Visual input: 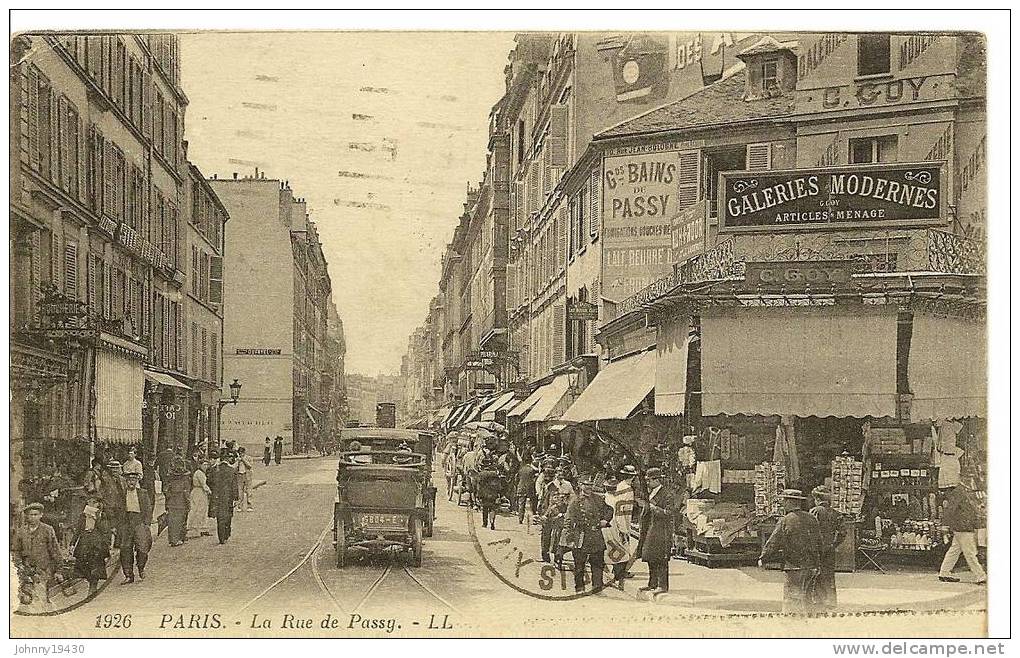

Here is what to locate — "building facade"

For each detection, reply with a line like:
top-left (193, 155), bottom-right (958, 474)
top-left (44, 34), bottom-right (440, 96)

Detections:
top-left (209, 175), bottom-right (337, 455)
top-left (9, 33), bottom-right (222, 526)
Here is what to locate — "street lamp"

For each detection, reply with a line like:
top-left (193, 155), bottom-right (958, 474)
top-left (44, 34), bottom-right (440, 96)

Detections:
top-left (216, 379), bottom-right (242, 451)
top-left (228, 378), bottom-right (242, 404)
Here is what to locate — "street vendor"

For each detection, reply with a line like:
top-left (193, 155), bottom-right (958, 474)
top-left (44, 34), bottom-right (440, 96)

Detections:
top-left (760, 489), bottom-right (822, 613)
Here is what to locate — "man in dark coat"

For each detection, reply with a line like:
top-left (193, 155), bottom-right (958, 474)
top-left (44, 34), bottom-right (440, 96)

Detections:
top-left (211, 451), bottom-right (239, 544)
top-left (516, 458), bottom-right (539, 524)
top-left (118, 472), bottom-right (153, 583)
top-left (164, 455), bottom-right (192, 547)
top-left (273, 437), bottom-right (284, 465)
top-left (760, 489), bottom-right (822, 612)
top-left (938, 484), bottom-right (986, 583)
top-left (810, 484), bottom-right (844, 608)
top-left (562, 476), bottom-right (613, 593)
top-left (475, 457), bottom-right (502, 530)
top-left (73, 495), bottom-right (112, 595)
top-left (637, 467), bottom-right (675, 594)
top-left (538, 465), bottom-right (573, 566)
top-left (12, 502), bottom-right (64, 605)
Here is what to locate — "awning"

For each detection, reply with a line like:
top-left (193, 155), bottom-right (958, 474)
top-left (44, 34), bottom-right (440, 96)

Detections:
top-left (480, 391), bottom-right (517, 421)
top-left (701, 306), bottom-right (899, 418)
top-left (506, 388), bottom-right (543, 419)
top-left (560, 350), bottom-right (656, 423)
top-left (144, 369), bottom-right (191, 390)
top-left (655, 317), bottom-right (692, 416)
top-left (97, 350), bottom-right (144, 445)
top-left (447, 400), bottom-right (478, 429)
top-left (908, 313), bottom-right (986, 420)
top-left (523, 374), bottom-right (572, 424)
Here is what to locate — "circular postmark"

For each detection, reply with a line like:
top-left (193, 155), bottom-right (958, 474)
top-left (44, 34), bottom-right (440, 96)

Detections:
top-left (468, 430), bottom-right (649, 601)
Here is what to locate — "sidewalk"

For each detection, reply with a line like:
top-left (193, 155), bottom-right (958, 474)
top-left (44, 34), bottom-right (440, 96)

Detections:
top-left (479, 509), bottom-right (987, 615)
top-left (17, 480), bottom-right (267, 615)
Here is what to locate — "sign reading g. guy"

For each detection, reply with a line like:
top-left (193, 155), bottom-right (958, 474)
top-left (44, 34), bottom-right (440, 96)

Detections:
top-left (720, 162), bottom-right (944, 232)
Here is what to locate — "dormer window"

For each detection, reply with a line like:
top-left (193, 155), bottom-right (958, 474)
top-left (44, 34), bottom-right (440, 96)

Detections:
top-left (857, 34), bottom-right (891, 77)
top-left (762, 58), bottom-right (780, 92)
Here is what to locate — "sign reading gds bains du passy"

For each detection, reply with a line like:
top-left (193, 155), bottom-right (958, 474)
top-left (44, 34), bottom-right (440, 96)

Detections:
top-left (719, 162), bottom-right (945, 232)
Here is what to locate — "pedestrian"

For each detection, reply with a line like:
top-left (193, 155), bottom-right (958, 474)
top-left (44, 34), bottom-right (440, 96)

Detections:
top-left (444, 444), bottom-right (458, 501)
top-left (606, 464), bottom-right (638, 582)
top-left (99, 459), bottom-right (126, 546)
top-left (236, 447), bottom-right (255, 511)
top-left (139, 448), bottom-right (158, 519)
top-left (187, 460), bottom-right (214, 538)
top-left (938, 483), bottom-right (987, 584)
top-left (165, 456), bottom-right (192, 547)
top-left (156, 447), bottom-right (174, 493)
top-left (212, 451), bottom-right (239, 544)
top-left (72, 495), bottom-right (112, 595)
top-left (538, 464), bottom-right (573, 567)
top-left (263, 437), bottom-right (272, 466)
top-left (118, 472), bottom-right (153, 584)
top-left (83, 449), bottom-right (105, 496)
top-left (637, 467), bottom-right (675, 594)
top-left (476, 457), bottom-right (502, 530)
top-left (12, 502), bottom-right (63, 607)
top-left (760, 489), bottom-right (822, 613)
top-left (122, 446), bottom-right (144, 479)
top-left (562, 476), bottom-right (614, 594)
top-left (206, 449), bottom-right (221, 522)
top-left (810, 484), bottom-right (844, 608)
top-left (273, 436), bottom-right (283, 465)
top-left (516, 457), bottom-right (539, 524)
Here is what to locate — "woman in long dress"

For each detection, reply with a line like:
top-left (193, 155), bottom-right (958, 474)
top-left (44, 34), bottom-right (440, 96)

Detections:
top-left (187, 461), bottom-right (213, 538)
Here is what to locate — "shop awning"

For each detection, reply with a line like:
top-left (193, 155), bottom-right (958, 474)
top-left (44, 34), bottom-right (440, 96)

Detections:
top-left (701, 306), bottom-right (899, 418)
top-left (523, 374), bottom-right (572, 424)
top-left (908, 313), bottom-right (986, 420)
top-left (560, 350), bottom-right (656, 423)
top-left (97, 350), bottom-right (144, 445)
top-left (480, 391), bottom-right (517, 421)
top-left (655, 317), bottom-right (692, 416)
top-left (506, 388), bottom-right (543, 419)
top-left (446, 400), bottom-right (477, 429)
top-left (144, 369), bottom-right (191, 390)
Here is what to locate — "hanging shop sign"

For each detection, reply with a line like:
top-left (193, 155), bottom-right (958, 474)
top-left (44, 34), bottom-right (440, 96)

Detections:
top-left (235, 348), bottom-right (282, 356)
top-left (719, 162), bottom-right (945, 233)
top-left (464, 358), bottom-right (485, 371)
top-left (567, 300), bottom-right (599, 322)
top-left (743, 260), bottom-right (856, 291)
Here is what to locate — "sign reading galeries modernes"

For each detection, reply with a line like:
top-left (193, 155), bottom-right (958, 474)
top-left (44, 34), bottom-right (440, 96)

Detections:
top-left (719, 162), bottom-right (944, 232)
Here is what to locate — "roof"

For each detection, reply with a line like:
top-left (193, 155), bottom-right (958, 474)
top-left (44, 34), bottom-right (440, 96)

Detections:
top-left (596, 70), bottom-right (795, 139)
top-left (737, 36), bottom-right (799, 58)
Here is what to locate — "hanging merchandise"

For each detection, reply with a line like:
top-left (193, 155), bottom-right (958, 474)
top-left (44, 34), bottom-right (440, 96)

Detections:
top-left (830, 454), bottom-right (865, 516)
top-left (934, 419), bottom-right (964, 489)
top-left (692, 459), bottom-right (722, 494)
top-left (772, 423), bottom-right (799, 483)
top-left (753, 461), bottom-right (786, 518)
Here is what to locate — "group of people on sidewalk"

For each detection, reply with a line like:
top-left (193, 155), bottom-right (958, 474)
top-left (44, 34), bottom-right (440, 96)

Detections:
top-left (11, 440), bottom-right (277, 608)
top-left (443, 439), bottom-right (675, 596)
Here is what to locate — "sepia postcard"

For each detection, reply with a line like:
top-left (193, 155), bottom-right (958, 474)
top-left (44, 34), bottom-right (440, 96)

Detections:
top-left (7, 11), bottom-right (1006, 643)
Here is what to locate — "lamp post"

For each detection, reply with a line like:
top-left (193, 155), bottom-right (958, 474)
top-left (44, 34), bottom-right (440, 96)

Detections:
top-left (216, 378), bottom-right (242, 450)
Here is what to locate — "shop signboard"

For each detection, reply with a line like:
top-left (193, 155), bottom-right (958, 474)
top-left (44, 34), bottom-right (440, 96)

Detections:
top-left (719, 162), bottom-right (945, 232)
top-left (602, 149), bottom-right (681, 302)
top-left (567, 300), bottom-right (599, 322)
top-left (743, 260), bottom-right (855, 291)
top-left (671, 199), bottom-right (706, 263)
top-left (235, 348), bottom-right (283, 356)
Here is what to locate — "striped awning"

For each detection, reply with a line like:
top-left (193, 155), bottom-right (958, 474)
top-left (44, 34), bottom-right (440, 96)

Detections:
top-left (522, 375), bottom-right (572, 424)
top-left (480, 391), bottom-right (517, 421)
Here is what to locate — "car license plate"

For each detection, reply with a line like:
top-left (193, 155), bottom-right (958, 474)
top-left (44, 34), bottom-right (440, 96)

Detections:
top-left (358, 513), bottom-right (407, 529)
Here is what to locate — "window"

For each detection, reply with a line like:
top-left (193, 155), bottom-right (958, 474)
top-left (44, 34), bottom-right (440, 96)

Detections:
top-left (201, 327), bottom-right (208, 381)
top-left (704, 148), bottom-right (746, 218)
top-left (762, 58), bottom-right (779, 91)
top-left (857, 34), bottom-right (891, 77)
top-left (516, 119), bottom-right (526, 166)
top-left (849, 135), bottom-right (898, 164)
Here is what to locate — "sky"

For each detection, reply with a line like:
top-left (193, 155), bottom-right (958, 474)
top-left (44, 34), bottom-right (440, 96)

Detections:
top-left (180, 32), bottom-right (516, 376)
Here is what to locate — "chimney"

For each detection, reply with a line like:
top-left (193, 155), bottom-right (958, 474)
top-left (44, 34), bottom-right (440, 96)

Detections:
top-left (255, 166), bottom-right (260, 178)
top-left (233, 172), bottom-right (238, 180)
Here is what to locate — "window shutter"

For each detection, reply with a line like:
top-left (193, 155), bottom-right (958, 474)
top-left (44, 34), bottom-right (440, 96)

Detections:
top-left (527, 163), bottom-right (539, 217)
top-left (557, 205), bottom-right (567, 271)
top-left (210, 332), bottom-right (218, 383)
top-left (506, 262), bottom-right (517, 310)
top-left (102, 261), bottom-right (111, 319)
top-left (103, 140), bottom-right (114, 218)
top-left (28, 66), bottom-right (39, 171)
top-left (49, 231), bottom-right (61, 293)
top-left (548, 105), bottom-right (568, 168)
top-left (191, 245), bottom-right (199, 296)
top-left (162, 297), bottom-right (170, 369)
top-left (200, 326), bottom-right (208, 380)
top-left (111, 268), bottom-right (122, 319)
top-left (677, 149), bottom-right (701, 209)
top-left (746, 142), bottom-right (772, 170)
top-left (191, 322), bottom-right (198, 376)
top-left (30, 233), bottom-right (42, 322)
top-left (63, 241), bottom-right (78, 300)
top-left (56, 96), bottom-right (67, 187)
top-left (18, 66), bottom-right (29, 166)
top-left (209, 255), bottom-right (223, 304)
top-left (142, 71), bottom-right (152, 141)
top-left (77, 115), bottom-right (87, 204)
top-left (49, 92), bottom-right (59, 183)
top-left (200, 251), bottom-right (209, 301)
top-left (86, 255), bottom-right (97, 314)
top-left (589, 167), bottom-right (600, 238)
top-left (552, 304), bottom-right (565, 366)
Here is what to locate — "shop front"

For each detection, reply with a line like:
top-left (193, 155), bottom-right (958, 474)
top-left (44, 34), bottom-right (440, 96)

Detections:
top-left (142, 368), bottom-right (192, 460)
top-left (636, 267), bottom-right (986, 571)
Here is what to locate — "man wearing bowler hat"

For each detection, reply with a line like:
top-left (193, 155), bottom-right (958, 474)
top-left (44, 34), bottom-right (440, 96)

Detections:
top-left (760, 489), bottom-right (822, 612)
top-left (637, 467), bottom-right (675, 594)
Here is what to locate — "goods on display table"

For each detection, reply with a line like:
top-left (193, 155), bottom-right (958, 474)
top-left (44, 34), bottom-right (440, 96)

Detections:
top-left (830, 454), bottom-right (864, 516)
top-left (753, 461), bottom-right (786, 518)
top-left (684, 499), bottom-right (758, 567)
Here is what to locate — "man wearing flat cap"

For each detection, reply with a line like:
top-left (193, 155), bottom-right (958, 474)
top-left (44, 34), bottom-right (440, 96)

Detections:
top-left (12, 502), bottom-right (63, 606)
top-left (563, 475), bottom-right (614, 593)
top-left (760, 489), bottom-right (823, 612)
top-left (810, 484), bottom-right (844, 609)
top-left (119, 471), bottom-right (153, 584)
top-left (637, 467), bottom-right (675, 594)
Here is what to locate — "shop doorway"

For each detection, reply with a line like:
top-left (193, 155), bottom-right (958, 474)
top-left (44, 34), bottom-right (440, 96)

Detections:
top-left (794, 416), bottom-right (866, 491)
